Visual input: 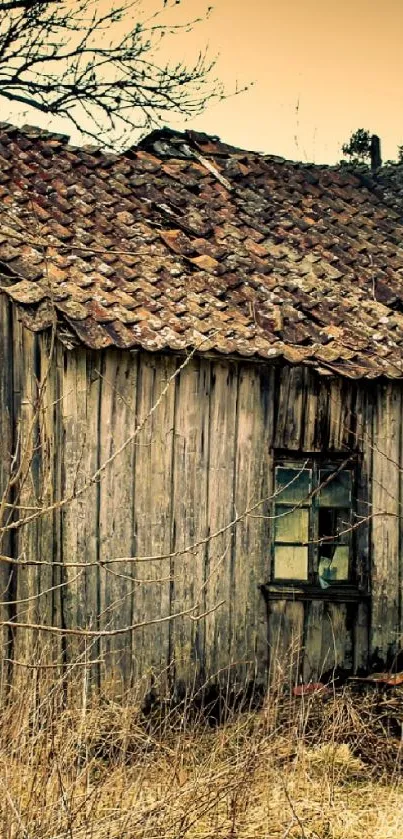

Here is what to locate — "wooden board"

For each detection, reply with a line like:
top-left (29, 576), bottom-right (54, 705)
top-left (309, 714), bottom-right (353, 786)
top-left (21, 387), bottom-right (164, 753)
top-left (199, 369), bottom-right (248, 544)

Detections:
top-left (204, 359), bottom-right (238, 687)
top-left (98, 350), bottom-right (138, 697)
top-left (13, 322), bottom-right (41, 673)
top-left (60, 349), bottom-right (101, 691)
top-left (313, 376), bottom-right (330, 451)
top-left (47, 341), bottom-right (65, 678)
top-left (328, 378), bottom-right (356, 451)
top-left (371, 382), bottom-right (400, 666)
top-left (354, 601), bottom-right (369, 673)
top-left (274, 366), bottom-right (306, 450)
top-left (354, 386), bottom-right (372, 596)
top-left (320, 603), bottom-right (353, 678)
top-left (268, 600), bottom-right (304, 689)
top-left (231, 363), bottom-right (273, 689)
top-left (303, 600), bottom-right (324, 683)
top-left (36, 335), bottom-right (59, 670)
top-left (170, 358), bottom-right (211, 692)
top-left (302, 368), bottom-right (319, 451)
top-left (132, 353), bottom-right (176, 692)
top-left (0, 295), bottom-right (14, 694)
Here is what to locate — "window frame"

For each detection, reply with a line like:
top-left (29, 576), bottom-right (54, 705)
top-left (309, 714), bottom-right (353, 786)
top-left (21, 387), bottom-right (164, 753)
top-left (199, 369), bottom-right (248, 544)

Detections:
top-left (270, 452), bottom-right (358, 588)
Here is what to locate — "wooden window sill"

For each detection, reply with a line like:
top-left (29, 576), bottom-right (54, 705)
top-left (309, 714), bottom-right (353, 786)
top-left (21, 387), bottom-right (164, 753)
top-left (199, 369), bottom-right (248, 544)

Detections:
top-left (260, 582), bottom-right (369, 603)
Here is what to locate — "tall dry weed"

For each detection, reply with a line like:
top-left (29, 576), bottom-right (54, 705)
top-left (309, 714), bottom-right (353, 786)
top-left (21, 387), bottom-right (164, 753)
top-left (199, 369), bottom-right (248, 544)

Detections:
top-left (0, 660), bottom-right (403, 838)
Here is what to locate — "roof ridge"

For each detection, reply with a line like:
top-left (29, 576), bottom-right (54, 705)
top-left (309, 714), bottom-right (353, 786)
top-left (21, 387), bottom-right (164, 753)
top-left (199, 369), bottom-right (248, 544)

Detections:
top-left (0, 121), bottom-right (70, 144)
top-left (2, 120), bottom-right (403, 179)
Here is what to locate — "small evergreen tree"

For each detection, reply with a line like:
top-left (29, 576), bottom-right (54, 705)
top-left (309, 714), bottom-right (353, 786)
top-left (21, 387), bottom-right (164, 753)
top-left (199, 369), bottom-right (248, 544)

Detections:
top-left (341, 128), bottom-right (372, 165)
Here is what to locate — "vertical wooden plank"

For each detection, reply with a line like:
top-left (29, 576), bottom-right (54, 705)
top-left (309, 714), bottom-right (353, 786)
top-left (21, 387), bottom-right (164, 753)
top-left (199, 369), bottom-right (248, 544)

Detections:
top-left (328, 378), bottom-right (344, 450)
top-left (13, 323), bottom-right (41, 671)
top-left (302, 368), bottom-right (318, 450)
top-left (98, 350), bottom-right (137, 697)
top-left (287, 601), bottom-right (304, 683)
top-left (204, 359), bottom-right (238, 686)
top-left (354, 601), bottom-right (369, 674)
top-left (132, 353), bottom-right (176, 691)
top-left (80, 351), bottom-right (102, 688)
top-left (268, 600), bottom-right (304, 688)
top-left (371, 382), bottom-right (400, 667)
top-left (36, 335), bottom-right (58, 668)
top-left (61, 349), bottom-right (101, 689)
top-left (0, 295), bottom-right (14, 693)
top-left (399, 384), bottom-right (403, 669)
top-left (320, 603), bottom-right (337, 678)
top-left (268, 601), bottom-right (286, 686)
top-left (170, 357), bottom-right (210, 692)
top-left (321, 603), bottom-right (353, 678)
top-left (11, 324), bottom-right (59, 685)
top-left (314, 375), bottom-right (330, 450)
top-left (354, 385), bottom-right (372, 595)
top-left (51, 343), bottom-right (66, 677)
top-left (273, 367), bottom-right (289, 450)
top-left (284, 366), bottom-right (305, 449)
top-left (342, 604), bottom-right (355, 674)
top-left (60, 350), bottom-right (82, 673)
top-left (303, 600), bottom-right (324, 682)
top-left (274, 366), bottom-right (305, 450)
top-left (231, 362), bottom-right (273, 689)
top-left (328, 377), bottom-right (357, 452)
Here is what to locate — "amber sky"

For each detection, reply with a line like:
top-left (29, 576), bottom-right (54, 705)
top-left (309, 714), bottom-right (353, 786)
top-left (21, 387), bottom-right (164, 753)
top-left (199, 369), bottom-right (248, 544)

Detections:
top-left (168, 0), bottom-right (403, 163)
top-left (4, 0), bottom-right (403, 163)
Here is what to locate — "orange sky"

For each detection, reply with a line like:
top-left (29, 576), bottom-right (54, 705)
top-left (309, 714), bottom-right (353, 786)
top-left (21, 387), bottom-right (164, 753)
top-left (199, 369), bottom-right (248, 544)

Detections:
top-left (4, 0), bottom-right (403, 163)
top-left (175, 0), bottom-right (403, 163)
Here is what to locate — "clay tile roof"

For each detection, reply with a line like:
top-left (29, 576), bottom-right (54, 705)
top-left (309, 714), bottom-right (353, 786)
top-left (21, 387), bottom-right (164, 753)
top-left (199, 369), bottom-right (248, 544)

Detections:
top-left (2, 122), bottom-right (403, 377)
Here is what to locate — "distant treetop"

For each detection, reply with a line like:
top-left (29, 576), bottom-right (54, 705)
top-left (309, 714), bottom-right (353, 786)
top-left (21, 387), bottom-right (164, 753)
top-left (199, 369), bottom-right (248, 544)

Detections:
top-left (341, 128), bottom-right (403, 167)
top-left (341, 128), bottom-right (372, 165)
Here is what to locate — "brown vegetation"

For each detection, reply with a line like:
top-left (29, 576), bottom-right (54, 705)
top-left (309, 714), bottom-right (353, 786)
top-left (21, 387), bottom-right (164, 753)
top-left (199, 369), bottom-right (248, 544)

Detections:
top-left (1, 664), bottom-right (403, 839)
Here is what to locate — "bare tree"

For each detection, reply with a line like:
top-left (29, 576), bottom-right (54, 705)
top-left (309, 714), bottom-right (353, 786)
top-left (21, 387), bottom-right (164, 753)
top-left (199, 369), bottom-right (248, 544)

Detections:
top-left (0, 0), bottom-right (224, 143)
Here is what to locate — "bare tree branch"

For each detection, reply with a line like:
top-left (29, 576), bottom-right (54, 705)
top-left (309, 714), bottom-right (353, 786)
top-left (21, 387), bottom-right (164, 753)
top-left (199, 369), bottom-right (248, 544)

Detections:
top-left (0, 0), bottom-right (231, 144)
top-left (0, 598), bottom-right (225, 636)
top-left (0, 2), bottom-right (51, 10)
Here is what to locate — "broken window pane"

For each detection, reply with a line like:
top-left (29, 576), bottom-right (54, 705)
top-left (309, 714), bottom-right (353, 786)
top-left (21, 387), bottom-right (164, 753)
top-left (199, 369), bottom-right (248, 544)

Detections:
top-left (318, 508), bottom-right (351, 545)
top-left (318, 545), bottom-right (349, 582)
top-left (272, 458), bottom-right (355, 586)
top-left (275, 506), bottom-right (309, 543)
top-left (274, 545), bottom-right (308, 580)
top-left (319, 470), bottom-right (351, 508)
top-left (318, 507), bottom-right (351, 583)
top-left (275, 467), bottom-right (312, 505)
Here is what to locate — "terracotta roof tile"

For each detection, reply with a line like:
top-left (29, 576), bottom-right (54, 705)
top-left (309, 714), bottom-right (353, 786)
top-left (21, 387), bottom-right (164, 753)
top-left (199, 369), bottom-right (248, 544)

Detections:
top-left (3, 124), bottom-right (403, 377)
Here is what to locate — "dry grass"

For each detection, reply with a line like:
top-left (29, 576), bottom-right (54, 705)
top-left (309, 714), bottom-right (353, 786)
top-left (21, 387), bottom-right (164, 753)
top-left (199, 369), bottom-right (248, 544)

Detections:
top-left (1, 669), bottom-right (403, 838)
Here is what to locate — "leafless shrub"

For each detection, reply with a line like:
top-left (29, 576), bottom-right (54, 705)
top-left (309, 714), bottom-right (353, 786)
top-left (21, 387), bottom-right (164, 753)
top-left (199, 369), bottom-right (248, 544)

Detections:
top-left (0, 660), bottom-right (403, 839)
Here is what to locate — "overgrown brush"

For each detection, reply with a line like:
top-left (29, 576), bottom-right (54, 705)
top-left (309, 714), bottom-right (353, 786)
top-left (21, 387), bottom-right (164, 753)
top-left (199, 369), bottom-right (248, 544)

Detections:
top-left (1, 663), bottom-right (403, 838)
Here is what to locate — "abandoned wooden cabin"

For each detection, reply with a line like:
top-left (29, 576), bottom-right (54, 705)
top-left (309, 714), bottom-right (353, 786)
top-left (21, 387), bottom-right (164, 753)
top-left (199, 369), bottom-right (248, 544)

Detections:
top-left (1, 123), bottom-right (403, 697)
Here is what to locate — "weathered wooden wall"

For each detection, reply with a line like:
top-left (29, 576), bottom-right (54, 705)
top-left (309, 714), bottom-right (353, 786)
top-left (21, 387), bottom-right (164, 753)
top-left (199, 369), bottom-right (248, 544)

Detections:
top-left (0, 294), bottom-right (14, 690)
top-left (1, 312), bottom-right (403, 696)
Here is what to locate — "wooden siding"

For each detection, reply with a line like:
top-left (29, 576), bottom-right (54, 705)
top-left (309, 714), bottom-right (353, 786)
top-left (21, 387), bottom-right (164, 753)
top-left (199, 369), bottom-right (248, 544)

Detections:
top-left (0, 295), bottom-right (14, 690)
top-left (1, 321), bottom-right (403, 695)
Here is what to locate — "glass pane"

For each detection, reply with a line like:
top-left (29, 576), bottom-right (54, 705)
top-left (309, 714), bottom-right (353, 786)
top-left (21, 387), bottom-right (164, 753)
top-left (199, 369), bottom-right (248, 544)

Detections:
top-left (319, 470), bottom-right (352, 507)
top-left (275, 506), bottom-right (309, 543)
top-left (274, 545), bottom-right (308, 580)
top-left (318, 508), bottom-right (351, 545)
top-left (275, 467), bottom-right (312, 504)
top-left (318, 545), bottom-right (349, 582)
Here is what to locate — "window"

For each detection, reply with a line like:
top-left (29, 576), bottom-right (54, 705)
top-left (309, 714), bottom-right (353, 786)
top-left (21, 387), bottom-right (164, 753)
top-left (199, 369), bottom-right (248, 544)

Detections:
top-left (272, 457), bottom-right (355, 588)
